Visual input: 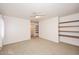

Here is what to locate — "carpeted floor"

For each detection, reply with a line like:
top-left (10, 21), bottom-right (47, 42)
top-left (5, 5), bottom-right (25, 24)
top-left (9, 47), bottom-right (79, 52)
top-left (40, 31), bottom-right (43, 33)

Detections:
top-left (0, 37), bottom-right (79, 55)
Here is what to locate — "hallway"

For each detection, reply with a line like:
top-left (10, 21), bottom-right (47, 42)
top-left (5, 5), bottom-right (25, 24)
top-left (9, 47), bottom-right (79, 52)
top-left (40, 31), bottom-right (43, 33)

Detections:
top-left (0, 38), bottom-right (79, 55)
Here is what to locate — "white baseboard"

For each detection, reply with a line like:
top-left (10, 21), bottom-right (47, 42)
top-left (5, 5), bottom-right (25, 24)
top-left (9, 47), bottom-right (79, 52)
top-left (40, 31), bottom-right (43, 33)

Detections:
top-left (39, 37), bottom-right (59, 43)
top-left (3, 39), bottom-right (31, 46)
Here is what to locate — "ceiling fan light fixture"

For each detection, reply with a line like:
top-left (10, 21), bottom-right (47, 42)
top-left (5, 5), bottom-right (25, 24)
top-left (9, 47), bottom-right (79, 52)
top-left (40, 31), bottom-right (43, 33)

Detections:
top-left (35, 16), bottom-right (41, 18)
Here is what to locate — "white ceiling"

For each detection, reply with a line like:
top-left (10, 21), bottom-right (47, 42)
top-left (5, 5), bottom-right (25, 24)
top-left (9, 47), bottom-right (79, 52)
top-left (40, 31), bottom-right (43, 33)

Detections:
top-left (0, 3), bottom-right (79, 20)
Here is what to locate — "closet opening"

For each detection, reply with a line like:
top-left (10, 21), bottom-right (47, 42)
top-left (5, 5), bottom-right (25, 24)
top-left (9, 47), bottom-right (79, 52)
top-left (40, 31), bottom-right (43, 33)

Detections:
top-left (31, 20), bottom-right (39, 39)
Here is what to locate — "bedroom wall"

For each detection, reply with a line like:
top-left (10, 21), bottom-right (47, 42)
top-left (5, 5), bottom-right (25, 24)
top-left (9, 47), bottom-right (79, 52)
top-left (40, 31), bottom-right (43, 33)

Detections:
top-left (3, 16), bottom-right (31, 45)
top-left (39, 17), bottom-right (58, 42)
top-left (0, 15), bottom-right (4, 47)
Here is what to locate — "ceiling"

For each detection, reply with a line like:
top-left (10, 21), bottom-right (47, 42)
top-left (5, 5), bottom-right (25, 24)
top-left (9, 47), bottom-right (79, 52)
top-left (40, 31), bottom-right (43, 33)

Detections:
top-left (0, 3), bottom-right (79, 20)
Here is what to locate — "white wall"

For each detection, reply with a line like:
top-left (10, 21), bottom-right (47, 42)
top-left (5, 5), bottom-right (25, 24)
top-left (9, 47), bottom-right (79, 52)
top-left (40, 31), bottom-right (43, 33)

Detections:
top-left (39, 17), bottom-right (58, 42)
top-left (0, 15), bottom-right (2, 47)
top-left (0, 15), bottom-right (4, 47)
top-left (60, 13), bottom-right (79, 46)
top-left (3, 16), bottom-right (31, 45)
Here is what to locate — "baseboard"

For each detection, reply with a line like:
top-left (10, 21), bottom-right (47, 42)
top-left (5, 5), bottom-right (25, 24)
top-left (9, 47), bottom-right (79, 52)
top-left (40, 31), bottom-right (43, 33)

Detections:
top-left (3, 39), bottom-right (31, 46)
top-left (60, 40), bottom-right (79, 47)
top-left (39, 37), bottom-right (59, 43)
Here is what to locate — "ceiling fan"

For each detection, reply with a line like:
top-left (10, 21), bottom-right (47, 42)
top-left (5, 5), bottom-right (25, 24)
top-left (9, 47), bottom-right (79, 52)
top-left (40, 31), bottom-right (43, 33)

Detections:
top-left (31, 12), bottom-right (45, 19)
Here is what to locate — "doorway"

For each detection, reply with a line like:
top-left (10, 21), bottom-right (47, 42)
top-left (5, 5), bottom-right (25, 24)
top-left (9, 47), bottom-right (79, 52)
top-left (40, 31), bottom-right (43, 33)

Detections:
top-left (31, 20), bottom-right (39, 39)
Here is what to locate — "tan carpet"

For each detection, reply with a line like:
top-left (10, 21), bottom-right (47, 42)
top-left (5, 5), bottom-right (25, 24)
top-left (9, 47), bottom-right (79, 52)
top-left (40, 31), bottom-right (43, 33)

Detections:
top-left (0, 38), bottom-right (79, 55)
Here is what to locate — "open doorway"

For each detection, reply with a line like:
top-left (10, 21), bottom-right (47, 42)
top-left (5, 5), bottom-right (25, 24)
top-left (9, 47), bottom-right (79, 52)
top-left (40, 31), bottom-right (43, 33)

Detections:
top-left (31, 20), bottom-right (39, 39)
